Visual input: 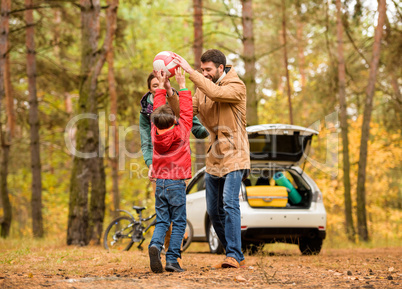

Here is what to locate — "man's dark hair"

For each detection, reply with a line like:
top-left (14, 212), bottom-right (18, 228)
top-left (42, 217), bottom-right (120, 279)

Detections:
top-left (151, 104), bottom-right (176, 129)
top-left (201, 49), bottom-right (226, 68)
top-left (147, 72), bottom-right (156, 90)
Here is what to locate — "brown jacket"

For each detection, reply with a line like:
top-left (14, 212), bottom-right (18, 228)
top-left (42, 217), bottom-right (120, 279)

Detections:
top-left (169, 65), bottom-right (250, 177)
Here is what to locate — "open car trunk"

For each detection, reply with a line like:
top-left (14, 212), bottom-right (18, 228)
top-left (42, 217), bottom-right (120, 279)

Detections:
top-left (243, 124), bottom-right (318, 209)
top-left (243, 167), bottom-right (312, 209)
top-left (247, 124), bottom-right (318, 167)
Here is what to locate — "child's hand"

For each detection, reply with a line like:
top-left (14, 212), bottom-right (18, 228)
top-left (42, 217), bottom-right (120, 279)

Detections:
top-left (175, 67), bottom-right (186, 90)
top-left (154, 70), bottom-right (167, 89)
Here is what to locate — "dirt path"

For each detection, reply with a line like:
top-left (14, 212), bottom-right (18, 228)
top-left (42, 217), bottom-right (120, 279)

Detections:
top-left (0, 245), bottom-right (401, 288)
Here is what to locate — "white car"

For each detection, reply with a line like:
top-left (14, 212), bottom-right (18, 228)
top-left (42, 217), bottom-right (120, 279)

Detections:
top-left (186, 124), bottom-right (327, 255)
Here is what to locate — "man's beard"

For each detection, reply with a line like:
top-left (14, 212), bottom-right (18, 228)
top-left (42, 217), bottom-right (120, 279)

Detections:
top-left (206, 70), bottom-right (220, 83)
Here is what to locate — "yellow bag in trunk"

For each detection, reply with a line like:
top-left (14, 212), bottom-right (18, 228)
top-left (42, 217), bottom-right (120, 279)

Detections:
top-left (246, 186), bottom-right (288, 208)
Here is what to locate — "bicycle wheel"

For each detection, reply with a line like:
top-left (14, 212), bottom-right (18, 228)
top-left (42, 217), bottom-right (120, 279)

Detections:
top-left (181, 219), bottom-right (193, 252)
top-left (104, 216), bottom-right (136, 251)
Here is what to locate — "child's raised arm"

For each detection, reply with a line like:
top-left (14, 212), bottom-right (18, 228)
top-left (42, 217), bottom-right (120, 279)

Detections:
top-left (175, 68), bottom-right (192, 131)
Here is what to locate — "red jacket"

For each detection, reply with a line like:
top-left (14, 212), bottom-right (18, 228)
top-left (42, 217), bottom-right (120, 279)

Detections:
top-left (151, 88), bottom-right (193, 179)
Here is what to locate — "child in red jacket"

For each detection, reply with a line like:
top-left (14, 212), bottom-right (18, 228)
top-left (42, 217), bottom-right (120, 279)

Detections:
top-left (148, 68), bottom-right (192, 273)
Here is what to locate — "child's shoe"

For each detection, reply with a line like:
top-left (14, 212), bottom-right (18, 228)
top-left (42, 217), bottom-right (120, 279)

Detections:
top-left (165, 262), bottom-right (185, 272)
top-left (149, 246), bottom-right (163, 273)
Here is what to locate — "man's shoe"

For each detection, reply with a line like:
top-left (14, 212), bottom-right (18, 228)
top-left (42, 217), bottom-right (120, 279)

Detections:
top-left (213, 257), bottom-right (244, 269)
top-left (239, 259), bottom-right (246, 268)
top-left (165, 262), bottom-right (185, 272)
top-left (212, 260), bottom-right (223, 269)
top-left (221, 257), bottom-right (240, 268)
top-left (149, 246), bottom-right (163, 273)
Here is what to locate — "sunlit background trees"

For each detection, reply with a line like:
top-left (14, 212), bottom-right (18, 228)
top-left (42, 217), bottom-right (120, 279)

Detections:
top-left (0, 0), bottom-right (400, 246)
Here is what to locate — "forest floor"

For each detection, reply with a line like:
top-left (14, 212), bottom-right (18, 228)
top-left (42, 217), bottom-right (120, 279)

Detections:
top-left (0, 242), bottom-right (401, 289)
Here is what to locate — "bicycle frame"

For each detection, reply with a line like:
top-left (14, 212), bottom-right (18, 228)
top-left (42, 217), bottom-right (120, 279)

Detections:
top-left (143, 214), bottom-right (157, 233)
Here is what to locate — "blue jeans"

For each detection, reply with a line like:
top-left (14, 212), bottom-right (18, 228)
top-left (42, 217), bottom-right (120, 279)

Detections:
top-left (205, 170), bottom-right (244, 263)
top-left (149, 179), bottom-right (187, 263)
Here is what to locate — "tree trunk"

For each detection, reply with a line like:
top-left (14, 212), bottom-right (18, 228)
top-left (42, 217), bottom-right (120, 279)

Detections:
top-left (295, 1), bottom-right (308, 122)
top-left (296, 2), bottom-right (306, 89)
top-left (106, 0), bottom-right (120, 220)
top-left (281, 0), bottom-right (293, 125)
top-left (0, 0), bottom-right (12, 238)
top-left (336, 0), bottom-right (355, 242)
top-left (0, 137), bottom-right (11, 238)
top-left (383, 11), bottom-right (402, 120)
top-left (356, 0), bottom-right (386, 242)
top-left (67, 0), bottom-right (113, 245)
top-left (193, 0), bottom-right (206, 171)
top-left (242, 0), bottom-right (258, 125)
top-left (3, 0), bottom-right (14, 138)
top-left (26, 0), bottom-right (44, 239)
top-left (4, 47), bottom-right (14, 139)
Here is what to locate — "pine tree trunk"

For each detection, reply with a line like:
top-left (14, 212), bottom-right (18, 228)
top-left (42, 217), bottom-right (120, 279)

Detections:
top-left (0, 137), bottom-right (11, 238)
top-left (296, 2), bottom-right (306, 89)
top-left (106, 0), bottom-right (120, 220)
top-left (383, 13), bottom-right (402, 118)
top-left (4, 52), bottom-right (14, 137)
top-left (193, 0), bottom-right (206, 171)
top-left (336, 0), bottom-right (355, 242)
top-left (67, 0), bottom-right (109, 245)
top-left (25, 0), bottom-right (44, 238)
top-left (356, 0), bottom-right (386, 242)
top-left (0, 0), bottom-right (12, 238)
top-left (281, 0), bottom-right (293, 125)
top-left (242, 0), bottom-right (258, 125)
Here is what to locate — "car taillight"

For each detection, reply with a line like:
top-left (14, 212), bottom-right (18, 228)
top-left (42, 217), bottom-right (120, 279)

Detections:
top-left (316, 190), bottom-right (323, 203)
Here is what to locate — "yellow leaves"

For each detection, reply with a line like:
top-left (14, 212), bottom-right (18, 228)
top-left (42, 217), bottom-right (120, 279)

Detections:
top-left (304, 115), bottom-right (402, 243)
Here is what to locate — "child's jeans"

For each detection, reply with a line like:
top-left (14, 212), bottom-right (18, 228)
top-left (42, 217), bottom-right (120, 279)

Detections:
top-left (149, 179), bottom-right (187, 263)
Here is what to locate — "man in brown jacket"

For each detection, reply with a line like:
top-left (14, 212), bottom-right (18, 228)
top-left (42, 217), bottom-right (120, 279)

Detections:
top-left (173, 49), bottom-right (250, 268)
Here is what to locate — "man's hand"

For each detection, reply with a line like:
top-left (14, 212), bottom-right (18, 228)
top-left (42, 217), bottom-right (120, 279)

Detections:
top-left (173, 55), bottom-right (194, 74)
top-left (174, 67), bottom-right (186, 90)
top-left (148, 164), bottom-right (156, 182)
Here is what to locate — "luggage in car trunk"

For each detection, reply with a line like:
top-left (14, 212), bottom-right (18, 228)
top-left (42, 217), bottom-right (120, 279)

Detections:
top-left (246, 186), bottom-right (288, 207)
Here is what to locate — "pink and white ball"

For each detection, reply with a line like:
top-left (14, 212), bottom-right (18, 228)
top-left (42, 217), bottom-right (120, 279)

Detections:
top-left (153, 51), bottom-right (180, 78)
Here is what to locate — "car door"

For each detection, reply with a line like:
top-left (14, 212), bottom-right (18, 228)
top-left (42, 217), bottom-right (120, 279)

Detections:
top-left (186, 171), bottom-right (207, 238)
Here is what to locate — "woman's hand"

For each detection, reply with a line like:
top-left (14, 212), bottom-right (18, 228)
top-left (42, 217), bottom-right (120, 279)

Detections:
top-left (173, 55), bottom-right (194, 74)
top-left (164, 77), bottom-right (172, 92)
top-left (154, 69), bottom-right (167, 89)
top-left (175, 67), bottom-right (186, 90)
top-left (148, 164), bottom-right (156, 182)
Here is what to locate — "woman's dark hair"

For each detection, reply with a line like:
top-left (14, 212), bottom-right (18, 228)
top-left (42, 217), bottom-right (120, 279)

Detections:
top-left (147, 72), bottom-right (156, 90)
top-left (151, 104), bottom-right (175, 129)
top-left (201, 49), bottom-right (226, 68)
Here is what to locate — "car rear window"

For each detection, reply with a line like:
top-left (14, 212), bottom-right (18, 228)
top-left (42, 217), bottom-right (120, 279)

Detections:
top-left (248, 133), bottom-right (312, 162)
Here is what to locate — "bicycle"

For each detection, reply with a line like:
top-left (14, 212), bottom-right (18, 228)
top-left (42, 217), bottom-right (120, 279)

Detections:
top-left (103, 205), bottom-right (193, 252)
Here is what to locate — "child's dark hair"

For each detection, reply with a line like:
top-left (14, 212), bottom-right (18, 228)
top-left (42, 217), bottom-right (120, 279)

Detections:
top-left (201, 49), bottom-right (226, 68)
top-left (151, 104), bottom-right (176, 129)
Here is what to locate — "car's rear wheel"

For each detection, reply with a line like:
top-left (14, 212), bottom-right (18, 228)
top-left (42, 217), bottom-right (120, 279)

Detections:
top-left (207, 222), bottom-right (225, 254)
top-left (298, 237), bottom-right (323, 255)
